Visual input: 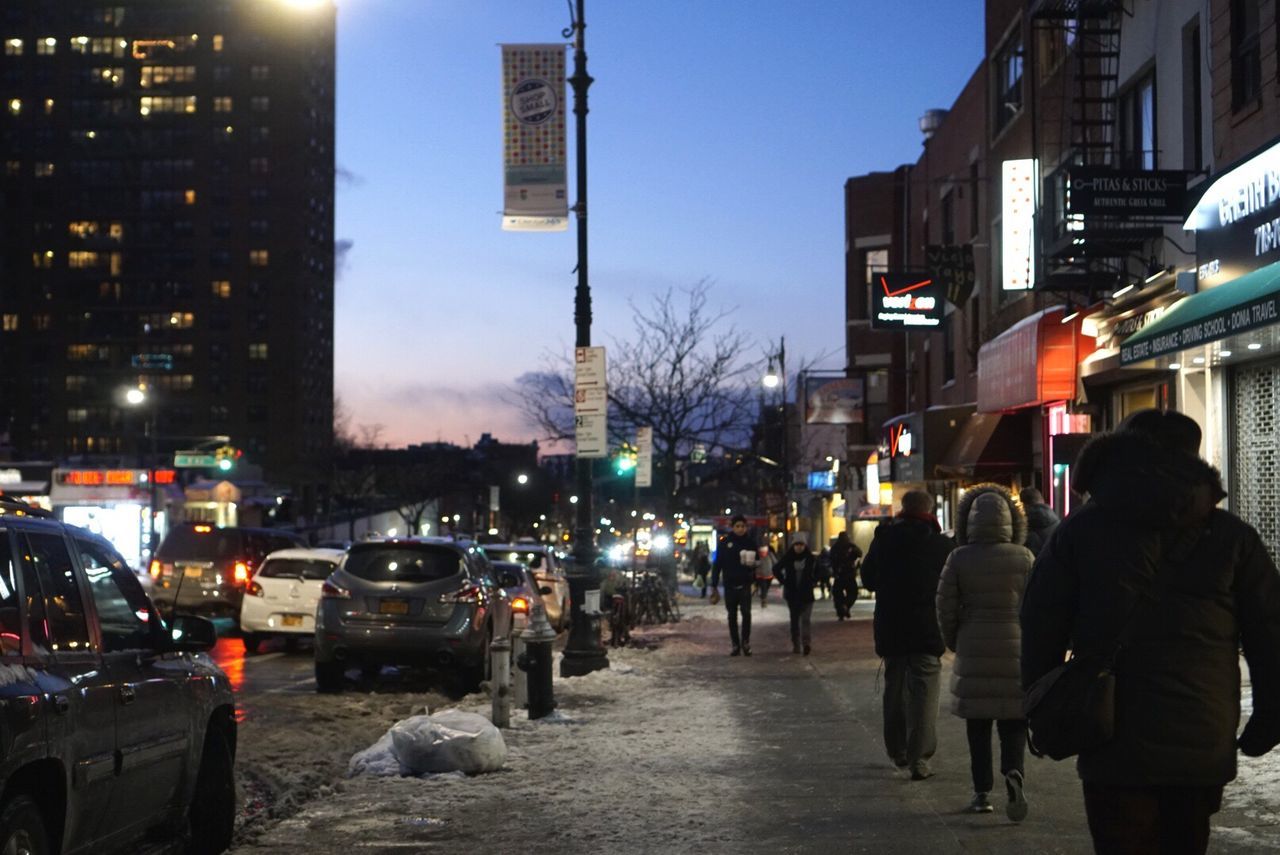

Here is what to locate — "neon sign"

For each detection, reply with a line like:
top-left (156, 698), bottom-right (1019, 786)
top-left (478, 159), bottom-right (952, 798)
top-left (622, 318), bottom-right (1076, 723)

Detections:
top-left (871, 273), bottom-right (945, 330)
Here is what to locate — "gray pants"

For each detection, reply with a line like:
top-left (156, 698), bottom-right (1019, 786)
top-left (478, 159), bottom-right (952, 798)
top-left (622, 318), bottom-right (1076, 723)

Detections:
top-left (882, 654), bottom-right (941, 776)
top-left (787, 601), bottom-right (812, 647)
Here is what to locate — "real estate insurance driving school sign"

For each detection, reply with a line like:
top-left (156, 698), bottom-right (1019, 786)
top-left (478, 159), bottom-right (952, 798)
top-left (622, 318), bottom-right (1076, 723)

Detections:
top-left (501, 44), bottom-right (568, 232)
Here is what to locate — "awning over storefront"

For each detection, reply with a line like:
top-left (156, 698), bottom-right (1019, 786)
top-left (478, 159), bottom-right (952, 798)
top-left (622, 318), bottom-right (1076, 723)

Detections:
top-left (977, 307), bottom-right (1095, 412)
top-left (936, 412), bottom-right (1033, 478)
top-left (1119, 260), bottom-right (1280, 365)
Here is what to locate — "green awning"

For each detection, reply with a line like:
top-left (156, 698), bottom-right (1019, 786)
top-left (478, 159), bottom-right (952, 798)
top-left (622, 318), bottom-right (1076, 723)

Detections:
top-left (1120, 261), bottom-right (1280, 365)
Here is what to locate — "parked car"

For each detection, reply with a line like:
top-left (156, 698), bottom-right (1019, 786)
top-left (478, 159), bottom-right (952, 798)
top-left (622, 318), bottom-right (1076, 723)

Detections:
top-left (149, 523), bottom-right (308, 618)
top-left (313, 537), bottom-right (513, 693)
top-left (239, 547), bottom-right (345, 654)
top-left (492, 559), bottom-right (552, 631)
top-left (0, 498), bottom-right (235, 855)
top-left (481, 543), bottom-right (570, 630)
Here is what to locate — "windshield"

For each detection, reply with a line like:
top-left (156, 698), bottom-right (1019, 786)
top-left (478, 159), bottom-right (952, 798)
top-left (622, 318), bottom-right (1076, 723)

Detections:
top-left (342, 544), bottom-right (463, 584)
top-left (156, 526), bottom-right (241, 561)
top-left (258, 558), bottom-right (336, 581)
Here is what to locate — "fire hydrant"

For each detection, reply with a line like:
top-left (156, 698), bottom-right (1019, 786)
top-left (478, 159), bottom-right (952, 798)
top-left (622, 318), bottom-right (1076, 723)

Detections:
top-left (516, 602), bottom-right (556, 719)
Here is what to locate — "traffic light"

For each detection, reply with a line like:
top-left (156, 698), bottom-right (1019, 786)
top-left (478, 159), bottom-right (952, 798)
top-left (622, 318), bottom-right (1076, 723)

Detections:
top-left (614, 443), bottom-right (638, 476)
top-left (214, 445), bottom-right (242, 472)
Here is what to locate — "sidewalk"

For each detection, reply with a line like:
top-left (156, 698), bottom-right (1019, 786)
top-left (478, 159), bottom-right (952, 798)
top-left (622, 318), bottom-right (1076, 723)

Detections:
top-left (234, 586), bottom-right (1280, 853)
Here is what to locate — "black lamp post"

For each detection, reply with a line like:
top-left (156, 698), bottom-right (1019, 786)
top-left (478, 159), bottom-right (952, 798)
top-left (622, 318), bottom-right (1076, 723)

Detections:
top-left (763, 338), bottom-right (789, 544)
top-left (560, 0), bottom-right (609, 676)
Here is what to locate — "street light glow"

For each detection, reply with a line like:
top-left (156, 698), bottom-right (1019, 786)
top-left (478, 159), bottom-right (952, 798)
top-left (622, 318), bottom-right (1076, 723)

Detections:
top-left (516, 473), bottom-right (529, 485)
top-left (762, 371), bottom-right (780, 389)
top-left (125, 388), bottom-right (146, 405)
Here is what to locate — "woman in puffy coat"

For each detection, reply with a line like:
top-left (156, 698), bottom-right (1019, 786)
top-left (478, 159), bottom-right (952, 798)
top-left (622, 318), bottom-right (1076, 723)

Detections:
top-left (936, 484), bottom-right (1034, 820)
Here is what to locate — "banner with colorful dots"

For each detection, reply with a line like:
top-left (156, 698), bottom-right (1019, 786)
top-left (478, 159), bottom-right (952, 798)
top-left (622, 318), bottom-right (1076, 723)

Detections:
top-left (501, 44), bottom-right (568, 231)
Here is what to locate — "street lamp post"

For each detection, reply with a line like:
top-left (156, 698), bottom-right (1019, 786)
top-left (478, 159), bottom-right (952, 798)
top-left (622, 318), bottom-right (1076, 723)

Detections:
top-left (560, 0), bottom-right (608, 676)
top-left (124, 385), bottom-right (159, 562)
top-left (763, 337), bottom-right (789, 545)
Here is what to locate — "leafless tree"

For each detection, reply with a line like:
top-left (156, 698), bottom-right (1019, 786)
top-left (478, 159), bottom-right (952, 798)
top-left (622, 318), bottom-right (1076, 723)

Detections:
top-left (513, 280), bottom-right (757, 500)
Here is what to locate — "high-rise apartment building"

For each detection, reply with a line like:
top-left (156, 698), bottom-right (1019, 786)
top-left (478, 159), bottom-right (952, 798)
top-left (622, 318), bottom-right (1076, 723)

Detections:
top-left (0, 0), bottom-right (335, 506)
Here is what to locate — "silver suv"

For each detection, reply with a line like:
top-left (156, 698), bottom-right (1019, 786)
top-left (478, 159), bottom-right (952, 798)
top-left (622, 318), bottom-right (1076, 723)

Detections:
top-left (313, 538), bottom-right (512, 693)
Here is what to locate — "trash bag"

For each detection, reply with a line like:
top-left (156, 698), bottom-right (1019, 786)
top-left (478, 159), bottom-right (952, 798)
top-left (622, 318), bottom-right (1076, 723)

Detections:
top-left (389, 710), bottom-right (507, 775)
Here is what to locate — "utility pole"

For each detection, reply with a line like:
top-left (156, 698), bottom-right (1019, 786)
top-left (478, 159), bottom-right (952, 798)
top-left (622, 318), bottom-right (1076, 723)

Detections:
top-left (560, 0), bottom-right (609, 677)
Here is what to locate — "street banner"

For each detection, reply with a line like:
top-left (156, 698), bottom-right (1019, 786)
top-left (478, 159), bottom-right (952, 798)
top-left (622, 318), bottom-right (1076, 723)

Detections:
top-left (803, 375), bottom-right (865, 424)
top-left (635, 426), bottom-right (653, 488)
top-left (501, 44), bottom-right (568, 232)
top-left (574, 346), bottom-right (607, 458)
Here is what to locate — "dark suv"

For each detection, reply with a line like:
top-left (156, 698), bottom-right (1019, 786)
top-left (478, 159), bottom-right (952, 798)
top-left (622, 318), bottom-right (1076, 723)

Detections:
top-left (0, 499), bottom-right (236, 855)
top-left (314, 537), bottom-right (513, 692)
top-left (149, 523), bottom-right (307, 618)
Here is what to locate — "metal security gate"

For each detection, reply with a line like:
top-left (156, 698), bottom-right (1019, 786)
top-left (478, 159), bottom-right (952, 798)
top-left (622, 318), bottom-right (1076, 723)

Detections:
top-left (1232, 359), bottom-right (1280, 564)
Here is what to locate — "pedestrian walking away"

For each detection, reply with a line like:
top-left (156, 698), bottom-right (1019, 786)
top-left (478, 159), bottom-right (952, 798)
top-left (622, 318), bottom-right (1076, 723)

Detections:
top-left (1018, 486), bottom-right (1060, 557)
top-left (860, 490), bottom-right (955, 781)
top-left (692, 542), bottom-right (711, 598)
top-left (774, 534), bottom-right (820, 654)
top-left (830, 530), bottom-right (862, 620)
top-left (1022, 409), bottom-right (1280, 855)
top-left (936, 484), bottom-right (1033, 821)
top-left (755, 543), bottom-right (776, 607)
top-left (710, 514), bottom-right (759, 656)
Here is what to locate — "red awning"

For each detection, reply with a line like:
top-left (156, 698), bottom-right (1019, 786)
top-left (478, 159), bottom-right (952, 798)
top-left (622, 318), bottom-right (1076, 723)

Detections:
top-left (976, 307), bottom-right (1096, 413)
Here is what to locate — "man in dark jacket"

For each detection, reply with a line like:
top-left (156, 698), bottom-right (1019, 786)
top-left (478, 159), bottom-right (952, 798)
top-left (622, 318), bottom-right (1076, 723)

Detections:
top-left (830, 530), bottom-right (862, 620)
top-left (1022, 410), bottom-right (1280, 854)
top-left (710, 514), bottom-right (759, 656)
top-left (1018, 487), bottom-right (1059, 557)
top-left (861, 490), bottom-right (955, 780)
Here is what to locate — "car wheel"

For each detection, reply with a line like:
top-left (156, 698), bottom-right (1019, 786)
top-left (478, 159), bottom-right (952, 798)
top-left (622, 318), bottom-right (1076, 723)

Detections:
top-left (242, 633), bottom-right (263, 655)
top-left (315, 658), bottom-right (344, 694)
top-left (0, 794), bottom-right (50, 855)
top-left (186, 726), bottom-right (235, 855)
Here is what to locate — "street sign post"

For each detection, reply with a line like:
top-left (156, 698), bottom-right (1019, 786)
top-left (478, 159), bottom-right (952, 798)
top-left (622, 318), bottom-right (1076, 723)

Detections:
top-left (173, 451), bottom-right (217, 468)
top-left (574, 346), bottom-right (607, 458)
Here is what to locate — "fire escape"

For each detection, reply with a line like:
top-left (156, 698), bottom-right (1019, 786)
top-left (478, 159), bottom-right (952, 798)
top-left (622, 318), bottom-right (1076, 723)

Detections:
top-left (1031, 1), bottom-right (1153, 303)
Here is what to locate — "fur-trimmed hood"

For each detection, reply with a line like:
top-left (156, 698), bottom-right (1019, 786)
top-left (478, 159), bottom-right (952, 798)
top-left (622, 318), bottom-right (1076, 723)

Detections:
top-left (956, 483), bottom-right (1027, 546)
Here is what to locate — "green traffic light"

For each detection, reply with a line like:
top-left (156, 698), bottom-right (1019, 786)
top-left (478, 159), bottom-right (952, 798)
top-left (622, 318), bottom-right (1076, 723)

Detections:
top-left (218, 458), bottom-right (233, 472)
top-left (616, 458), bottom-right (636, 474)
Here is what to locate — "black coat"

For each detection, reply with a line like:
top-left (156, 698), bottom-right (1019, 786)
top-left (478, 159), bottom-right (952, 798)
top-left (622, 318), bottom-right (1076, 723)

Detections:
top-left (774, 548), bottom-right (819, 606)
top-left (1021, 431), bottom-right (1280, 786)
top-left (711, 530), bottom-right (758, 590)
top-left (830, 538), bottom-right (862, 579)
top-left (860, 516), bottom-right (954, 658)
top-left (1022, 502), bottom-right (1060, 557)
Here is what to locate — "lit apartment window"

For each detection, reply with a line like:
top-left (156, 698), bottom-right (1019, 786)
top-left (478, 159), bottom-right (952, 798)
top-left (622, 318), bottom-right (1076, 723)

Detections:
top-left (67, 409), bottom-right (88, 424)
top-left (1, 315), bottom-right (17, 332)
top-left (31, 251), bottom-right (54, 269)
top-left (34, 162), bottom-right (55, 178)
top-left (37, 37), bottom-right (56, 55)
top-left (168, 312), bottom-right (194, 328)
top-left (69, 221), bottom-right (98, 238)
top-left (249, 343), bottom-right (269, 360)
top-left (68, 251), bottom-right (101, 269)
top-left (5, 38), bottom-right (22, 56)
top-left (140, 65), bottom-right (196, 88)
top-left (212, 34), bottom-right (224, 52)
top-left (70, 36), bottom-right (89, 53)
top-left (213, 96), bottom-right (233, 112)
top-left (250, 96), bottom-right (270, 113)
top-left (8, 98), bottom-right (20, 116)
top-left (65, 376), bottom-right (88, 392)
top-left (184, 189), bottom-right (197, 205)
top-left (91, 67), bottom-right (124, 87)
top-left (249, 250), bottom-right (269, 267)
top-left (212, 280), bottom-right (232, 298)
top-left (139, 95), bottom-right (197, 117)
top-left (108, 222), bottom-right (124, 241)
top-left (43, 98), bottom-right (54, 115)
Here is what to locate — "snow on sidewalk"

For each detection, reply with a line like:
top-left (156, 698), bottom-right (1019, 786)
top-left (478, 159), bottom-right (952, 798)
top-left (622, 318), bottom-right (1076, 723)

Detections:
top-left (232, 617), bottom-right (750, 853)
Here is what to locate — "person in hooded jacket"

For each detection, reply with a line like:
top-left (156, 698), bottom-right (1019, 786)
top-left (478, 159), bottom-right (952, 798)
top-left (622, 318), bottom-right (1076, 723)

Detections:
top-left (861, 490), bottom-right (955, 780)
top-left (936, 484), bottom-right (1034, 820)
top-left (1021, 409), bottom-right (1280, 855)
top-left (1018, 487), bottom-right (1059, 557)
top-left (774, 535), bottom-right (820, 654)
top-left (830, 530), bottom-right (862, 620)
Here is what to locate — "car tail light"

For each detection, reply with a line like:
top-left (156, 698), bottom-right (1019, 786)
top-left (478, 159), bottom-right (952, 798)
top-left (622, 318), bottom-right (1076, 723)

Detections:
top-left (439, 583), bottom-right (482, 604)
top-left (233, 561), bottom-right (251, 585)
top-left (149, 560), bottom-right (162, 578)
top-left (321, 580), bottom-right (350, 599)
top-left (510, 596), bottom-right (530, 614)
top-left (246, 581), bottom-right (264, 597)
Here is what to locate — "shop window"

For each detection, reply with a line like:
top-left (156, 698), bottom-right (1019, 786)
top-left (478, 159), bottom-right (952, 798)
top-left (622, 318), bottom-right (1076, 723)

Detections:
top-left (993, 31), bottom-right (1023, 133)
top-left (1117, 71), bottom-right (1156, 170)
top-left (1232, 0), bottom-right (1261, 109)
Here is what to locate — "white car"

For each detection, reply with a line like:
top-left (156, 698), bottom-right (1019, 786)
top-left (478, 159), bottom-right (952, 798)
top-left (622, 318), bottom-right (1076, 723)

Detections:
top-left (239, 547), bottom-right (345, 654)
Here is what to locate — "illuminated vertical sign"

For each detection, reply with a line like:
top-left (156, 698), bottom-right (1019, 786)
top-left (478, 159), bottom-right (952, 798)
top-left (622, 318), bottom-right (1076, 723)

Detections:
top-left (1002, 158), bottom-right (1038, 290)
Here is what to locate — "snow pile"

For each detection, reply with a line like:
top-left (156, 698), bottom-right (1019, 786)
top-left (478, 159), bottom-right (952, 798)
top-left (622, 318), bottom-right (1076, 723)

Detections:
top-left (349, 709), bottom-right (507, 778)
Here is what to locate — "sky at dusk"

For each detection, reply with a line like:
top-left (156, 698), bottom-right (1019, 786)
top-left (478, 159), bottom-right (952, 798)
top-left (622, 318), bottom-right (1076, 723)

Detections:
top-left (332, 0), bottom-right (985, 449)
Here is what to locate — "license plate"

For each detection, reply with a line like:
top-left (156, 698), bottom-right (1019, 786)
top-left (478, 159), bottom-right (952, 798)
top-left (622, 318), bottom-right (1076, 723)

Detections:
top-left (282, 614), bottom-right (303, 627)
top-left (379, 598), bottom-right (409, 616)
top-left (183, 567), bottom-right (203, 579)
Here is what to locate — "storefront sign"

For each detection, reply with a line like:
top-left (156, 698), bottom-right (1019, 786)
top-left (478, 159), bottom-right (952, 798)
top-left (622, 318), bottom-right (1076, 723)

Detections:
top-left (925, 244), bottom-right (976, 306)
top-left (1186, 138), bottom-right (1280, 288)
top-left (807, 470), bottom-right (836, 492)
top-left (1002, 158), bottom-right (1038, 290)
top-left (870, 272), bottom-right (944, 329)
top-left (1067, 166), bottom-right (1190, 219)
top-left (803, 375), bottom-right (865, 424)
top-left (1094, 305), bottom-right (1167, 350)
top-left (501, 44), bottom-right (568, 232)
top-left (1120, 286), bottom-right (1280, 364)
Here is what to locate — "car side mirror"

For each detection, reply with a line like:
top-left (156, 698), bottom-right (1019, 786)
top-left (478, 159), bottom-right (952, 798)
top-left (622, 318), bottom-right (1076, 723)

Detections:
top-left (539, 585), bottom-right (553, 596)
top-left (168, 614), bottom-right (218, 652)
